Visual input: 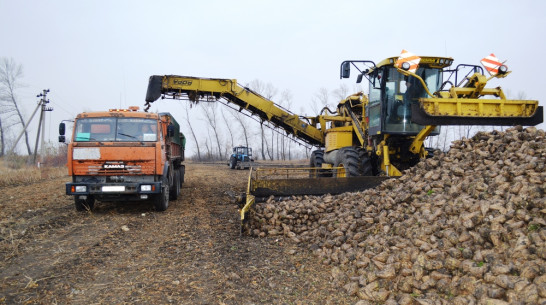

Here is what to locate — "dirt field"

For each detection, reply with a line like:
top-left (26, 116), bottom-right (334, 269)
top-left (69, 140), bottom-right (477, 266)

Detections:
top-left (0, 162), bottom-right (356, 304)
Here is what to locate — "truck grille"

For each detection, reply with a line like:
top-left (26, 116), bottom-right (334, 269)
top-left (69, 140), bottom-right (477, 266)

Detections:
top-left (88, 165), bottom-right (142, 175)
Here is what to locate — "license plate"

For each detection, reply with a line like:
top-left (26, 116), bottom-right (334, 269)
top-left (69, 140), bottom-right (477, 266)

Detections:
top-left (102, 186), bottom-right (125, 192)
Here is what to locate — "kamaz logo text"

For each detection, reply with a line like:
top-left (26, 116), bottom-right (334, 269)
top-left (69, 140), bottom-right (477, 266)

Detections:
top-left (173, 80), bottom-right (193, 86)
top-left (104, 164), bottom-right (125, 169)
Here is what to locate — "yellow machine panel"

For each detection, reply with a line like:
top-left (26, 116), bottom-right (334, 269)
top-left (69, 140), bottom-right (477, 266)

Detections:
top-left (324, 126), bottom-right (353, 152)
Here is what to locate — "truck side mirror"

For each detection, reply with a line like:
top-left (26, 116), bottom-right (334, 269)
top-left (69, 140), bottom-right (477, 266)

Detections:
top-left (167, 125), bottom-right (174, 137)
top-left (59, 135), bottom-right (66, 143)
top-left (59, 122), bottom-right (66, 136)
top-left (341, 62), bottom-right (351, 79)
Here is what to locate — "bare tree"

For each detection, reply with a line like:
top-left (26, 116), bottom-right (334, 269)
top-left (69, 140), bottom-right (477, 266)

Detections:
top-left (331, 83), bottom-right (350, 103)
top-left (183, 103), bottom-right (202, 161)
top-left (201, 102), bottom-right (223, 160)
top-left (279, 89), bottom-right (293, 160)
top-left (310, 87), bottom-right (330, 114)
top-left (248, 79), bottom-right (278, 161)
top-left (0, 57), bottom-right (32, 155)
top-left (230, 110), bottom-right (251, 148)
top-left (221, 108), bottom-right (234, 149)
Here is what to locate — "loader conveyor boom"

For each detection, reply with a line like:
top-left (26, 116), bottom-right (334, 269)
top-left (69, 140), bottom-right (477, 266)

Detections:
top-left (145, 75), bottom-right (324, 146)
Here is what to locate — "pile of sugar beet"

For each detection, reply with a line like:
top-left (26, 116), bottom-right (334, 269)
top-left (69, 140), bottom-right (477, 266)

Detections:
top-left (248, 126), bottom-right (545, 305)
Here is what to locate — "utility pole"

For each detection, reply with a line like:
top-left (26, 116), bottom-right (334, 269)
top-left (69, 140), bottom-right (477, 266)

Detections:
top-left (32, 89), bottom-right (53, 166)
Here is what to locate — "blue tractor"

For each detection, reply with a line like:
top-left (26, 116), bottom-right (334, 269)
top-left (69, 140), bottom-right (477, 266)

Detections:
top-left (229, 146), bottom-right (254, 169)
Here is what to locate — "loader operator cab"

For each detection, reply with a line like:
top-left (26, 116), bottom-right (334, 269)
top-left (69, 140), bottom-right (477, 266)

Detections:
top-left (365, 60), bottom-right (442, 136)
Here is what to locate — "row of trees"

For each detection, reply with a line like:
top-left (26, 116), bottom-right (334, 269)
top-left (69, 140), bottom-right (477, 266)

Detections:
top-left (182, 79), bottom-right (314, 162)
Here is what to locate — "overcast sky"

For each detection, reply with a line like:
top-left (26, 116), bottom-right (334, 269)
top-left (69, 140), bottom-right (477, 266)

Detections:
top-left (1, 0), bottom-right (545, 156)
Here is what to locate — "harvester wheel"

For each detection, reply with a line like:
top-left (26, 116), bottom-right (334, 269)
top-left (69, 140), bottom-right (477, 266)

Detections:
top-left (229, 157), bottom-right (237, 169)
top-left (334, 147), bottom-right (361, 177)
top-left (75, 196), bottom-right (95, 212)
top-left (154, 179), bottom-right (169, 211)
top-left (357, 148), bottom-right (375, 176)
top-left (310, 150), bottom-right (330, 177)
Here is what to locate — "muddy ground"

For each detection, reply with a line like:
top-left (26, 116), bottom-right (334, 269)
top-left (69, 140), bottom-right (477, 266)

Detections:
top-left (0, 162), bottom-right (356, 304)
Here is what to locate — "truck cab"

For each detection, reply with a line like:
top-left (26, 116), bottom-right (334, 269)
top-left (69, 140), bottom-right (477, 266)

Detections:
top-left (60, 107), bottom-right (185, 211)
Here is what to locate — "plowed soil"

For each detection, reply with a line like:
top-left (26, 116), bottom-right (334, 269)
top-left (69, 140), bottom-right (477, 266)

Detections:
top-left (0, 162), bottom-right (355, 304)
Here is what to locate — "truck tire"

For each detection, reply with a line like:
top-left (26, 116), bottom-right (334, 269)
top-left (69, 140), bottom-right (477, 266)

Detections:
top-left (170, 170), bottom-right (180, 200)
top-left (179, 166), bottom-right (185, 186)
top-left (75, 196), bottom-right (95, 211)
top-left (154, 180), bottom-right (169, 211)
top-left (309, 150), bottom-right (330, 177)
top-left (229, 157), bottom-right (237, 169)
top-left (334, 147), bottom-right (361, 177)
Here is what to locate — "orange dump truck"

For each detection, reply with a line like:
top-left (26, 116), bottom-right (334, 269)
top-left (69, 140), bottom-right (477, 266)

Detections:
top-left (59, 106), bottom-right (185, 211)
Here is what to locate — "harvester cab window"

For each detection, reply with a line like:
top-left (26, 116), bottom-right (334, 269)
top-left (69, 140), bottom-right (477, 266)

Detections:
top-left (367, 70), bottom-right (382, 131)
top-left (383, 68), bottom-right (424, 134)
top-left (382, 67), bottom-right (442, 135)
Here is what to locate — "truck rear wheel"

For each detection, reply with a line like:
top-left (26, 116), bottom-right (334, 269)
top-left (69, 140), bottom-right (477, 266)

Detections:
top-left (179, 166), bottom-right (185, 186)
top-left (75, 196), bottom-right (95, 211)
top-left (154, 180), bottom-right (169, 211)
top-left (170, 170), bottom-right (180, 200)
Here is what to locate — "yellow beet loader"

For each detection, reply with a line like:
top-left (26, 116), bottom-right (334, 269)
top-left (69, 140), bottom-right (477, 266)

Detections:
top-left (144, 52), bottom-right (542, 231)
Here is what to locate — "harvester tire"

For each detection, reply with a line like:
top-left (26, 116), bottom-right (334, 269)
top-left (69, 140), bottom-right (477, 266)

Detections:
top-left (229, 157), bottom-right (237, 169)
top-left (334, 147), bottom-right (361, 177)
top-left (154, 179), bottom-right (169, 211)
top-left (75, 196), bottom-right (95, 212)
top-left (357, 148), bottom-right (375, 176)
top-left (310, 150), bottom-right (330, 177)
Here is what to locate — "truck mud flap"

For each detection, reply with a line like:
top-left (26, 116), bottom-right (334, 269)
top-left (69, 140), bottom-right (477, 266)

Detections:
top-left (411, 104), bottom-right (543, 126)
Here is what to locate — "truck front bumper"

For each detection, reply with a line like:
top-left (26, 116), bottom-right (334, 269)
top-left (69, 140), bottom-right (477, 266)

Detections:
top-left (66, 182), bottom-right (162, 200)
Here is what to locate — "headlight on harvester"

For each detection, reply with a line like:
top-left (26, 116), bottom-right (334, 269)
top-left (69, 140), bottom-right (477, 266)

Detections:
top-left (498, 65), bottom-right (508, 74)
top-left (141, 185), bottom-right (152, 192)
top-left (75, 185), bottom-right (86, 192)
top-left (401, 61), bottom-right (411, 71)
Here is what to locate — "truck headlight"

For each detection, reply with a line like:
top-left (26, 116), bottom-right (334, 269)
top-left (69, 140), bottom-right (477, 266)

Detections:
top-left (75, 185), bottom-right (87, 192)
top-left (141, 185), bottom-right (152, 192)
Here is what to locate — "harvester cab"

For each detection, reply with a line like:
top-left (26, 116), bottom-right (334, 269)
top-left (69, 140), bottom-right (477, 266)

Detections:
top-left (229, 146), bottom-right (254, 170)
top-left (338, 53), bottom-right (543, 176)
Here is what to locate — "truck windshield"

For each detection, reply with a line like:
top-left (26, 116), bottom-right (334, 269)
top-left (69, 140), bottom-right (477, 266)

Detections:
top-left (74, 117), bottom-right (158, 142)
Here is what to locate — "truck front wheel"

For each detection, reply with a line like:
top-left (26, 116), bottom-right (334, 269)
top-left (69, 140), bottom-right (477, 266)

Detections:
top-left (75, 196), bottom-right (95, 211)
top-left (154, 181), bottom-right (169, 211)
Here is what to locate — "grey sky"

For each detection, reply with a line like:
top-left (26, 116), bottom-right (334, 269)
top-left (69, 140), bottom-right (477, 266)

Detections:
top-left (1, 0), bottom-right (545, 155)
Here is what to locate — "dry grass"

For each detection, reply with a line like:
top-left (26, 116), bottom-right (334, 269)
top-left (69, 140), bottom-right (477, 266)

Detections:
top-left (0, 160), bottom-right (67, 188)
